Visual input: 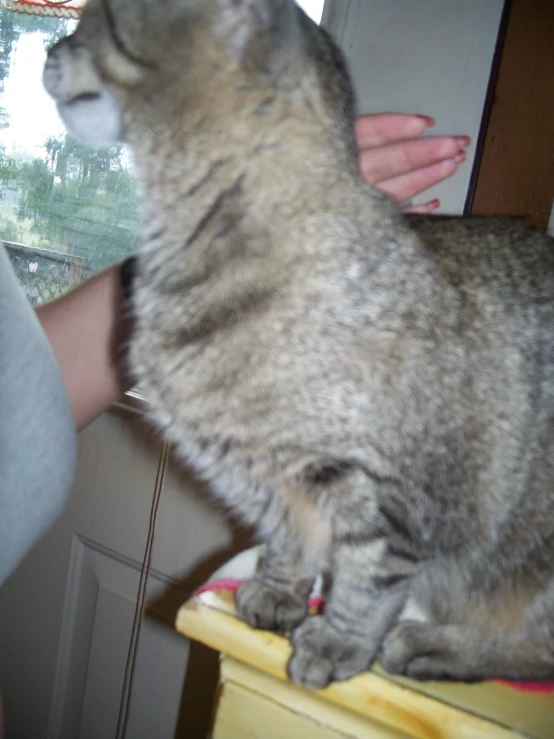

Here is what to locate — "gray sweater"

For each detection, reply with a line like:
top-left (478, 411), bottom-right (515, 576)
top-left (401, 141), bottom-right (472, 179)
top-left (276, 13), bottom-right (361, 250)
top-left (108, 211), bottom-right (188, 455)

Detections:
top-left (0, 245), bottom-right (76, 585)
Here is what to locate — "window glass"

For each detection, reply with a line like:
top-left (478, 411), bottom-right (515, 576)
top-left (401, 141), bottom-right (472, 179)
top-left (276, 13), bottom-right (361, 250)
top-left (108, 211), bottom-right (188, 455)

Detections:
top-left (295, 0), bottom-right (325, 24)
top-left (0, 8), bottom-right (138, 304)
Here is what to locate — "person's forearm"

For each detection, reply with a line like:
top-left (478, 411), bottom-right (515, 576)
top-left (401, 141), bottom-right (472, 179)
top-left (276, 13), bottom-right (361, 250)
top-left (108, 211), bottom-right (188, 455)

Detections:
top-left (35, 262), bottom-right (133, 432)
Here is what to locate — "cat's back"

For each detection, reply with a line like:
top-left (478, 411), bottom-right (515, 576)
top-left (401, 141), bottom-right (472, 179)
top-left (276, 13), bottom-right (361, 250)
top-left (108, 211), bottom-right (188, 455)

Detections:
top-left (408, 214), bottom-right (554, 306)
top-left (407, 214), bottom-right (554, 388)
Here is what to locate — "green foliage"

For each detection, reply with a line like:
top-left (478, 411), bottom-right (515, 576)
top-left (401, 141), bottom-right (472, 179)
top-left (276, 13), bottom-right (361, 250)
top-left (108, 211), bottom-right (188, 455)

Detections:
top-left (0, 10), bottom-right (17, 87)
top-left (0, 9), bottom-right (64, 86)
top-left (16, 136), bottom-right (139, 272)
top-left (0, 143), bottom-right (18, 181)
top-left (0, 142), bottom-right (19, 203)
top-left (0, 215), bottom-right (23, 242)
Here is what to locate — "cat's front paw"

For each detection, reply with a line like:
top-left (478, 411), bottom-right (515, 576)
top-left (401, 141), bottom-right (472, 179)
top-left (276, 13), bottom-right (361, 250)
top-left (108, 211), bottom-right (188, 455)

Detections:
top-left (235, 578), bottom-right (308, 633)
top-left (288, 616), bottom-right (375, 689)
top-left (381, 622), bottom-right (473, 682)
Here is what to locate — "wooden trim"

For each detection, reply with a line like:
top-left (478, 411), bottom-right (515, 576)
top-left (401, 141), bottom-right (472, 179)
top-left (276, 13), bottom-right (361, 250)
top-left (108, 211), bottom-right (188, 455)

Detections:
top-left (469, 0), bottom-right (554, 227)
top-left (464, 0), bottom-right (512, 214)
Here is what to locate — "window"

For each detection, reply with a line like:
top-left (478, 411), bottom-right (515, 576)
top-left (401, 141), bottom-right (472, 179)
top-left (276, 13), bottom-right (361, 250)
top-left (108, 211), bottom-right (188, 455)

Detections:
top-left (0, 7), bottom-right (138, 304)
top-left (296, 0), bottom-right (325, 24)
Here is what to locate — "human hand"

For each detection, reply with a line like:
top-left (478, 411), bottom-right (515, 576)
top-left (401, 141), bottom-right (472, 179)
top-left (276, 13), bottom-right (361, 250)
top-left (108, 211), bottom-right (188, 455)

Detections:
top-left (355, 113), bottom-right (470, 213)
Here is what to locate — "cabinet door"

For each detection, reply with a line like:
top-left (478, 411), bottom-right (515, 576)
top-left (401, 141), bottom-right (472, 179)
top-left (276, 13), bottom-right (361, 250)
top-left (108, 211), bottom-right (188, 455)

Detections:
top-left (0, 408), bottom-right (238, 739)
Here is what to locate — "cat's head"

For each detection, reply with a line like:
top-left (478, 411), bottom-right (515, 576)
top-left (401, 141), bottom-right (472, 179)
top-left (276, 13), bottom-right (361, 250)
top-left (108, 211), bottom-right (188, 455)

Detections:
top-left (42, 0), bottom-right (349, 149)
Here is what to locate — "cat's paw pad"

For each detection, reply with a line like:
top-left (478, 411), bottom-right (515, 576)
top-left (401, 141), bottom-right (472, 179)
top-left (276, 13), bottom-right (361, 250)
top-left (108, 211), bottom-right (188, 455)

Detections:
top-left (235, 579), bottom-right (307, 633)
top-left (288, 616), bottom-right (375, 689)
top-left (381, 622), bottom-right (465, 681)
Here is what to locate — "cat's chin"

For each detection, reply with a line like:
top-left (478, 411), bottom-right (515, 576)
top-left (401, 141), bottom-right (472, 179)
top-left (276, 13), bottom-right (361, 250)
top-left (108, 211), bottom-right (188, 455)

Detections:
top-left (57, 89), bottom-right (123, 148)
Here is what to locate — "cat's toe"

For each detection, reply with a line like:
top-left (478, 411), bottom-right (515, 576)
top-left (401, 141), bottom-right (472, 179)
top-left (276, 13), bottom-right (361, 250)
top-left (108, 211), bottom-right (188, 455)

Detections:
top-left (402, 655), bottom-right (480, 682)
top-left (288, 616), bottom-right (375, 689)
top-left (380, 621), bottom-right (437, 675)
top-left (235, 578), bottom-right (307, 632)
top-left (381, 622), bottom-right (474, 682)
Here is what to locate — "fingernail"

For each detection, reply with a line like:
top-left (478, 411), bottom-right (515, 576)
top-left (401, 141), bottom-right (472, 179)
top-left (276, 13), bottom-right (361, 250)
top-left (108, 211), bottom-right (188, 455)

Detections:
top-left (455, 151), bottom-right (467, 164)
top-left (421, 198), bottom-right (440, 212)
top-left (417, 115), bottom-right (435, 127)
top-left (456, 136), bottom-right (471, 148)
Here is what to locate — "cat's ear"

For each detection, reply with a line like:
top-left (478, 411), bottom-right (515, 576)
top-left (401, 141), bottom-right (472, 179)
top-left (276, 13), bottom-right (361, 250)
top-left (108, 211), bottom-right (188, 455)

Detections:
top-left (44, 39), bottom-right (123, 147)
top-left (216, 0), bottom-right (275, 16)
top-left (215, 0), bottom-right (293, 57)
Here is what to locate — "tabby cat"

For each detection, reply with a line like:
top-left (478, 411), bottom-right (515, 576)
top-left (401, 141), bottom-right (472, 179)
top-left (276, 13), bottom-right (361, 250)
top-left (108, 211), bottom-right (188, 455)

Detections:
top-left (44, 0), bottom-right (554, 689)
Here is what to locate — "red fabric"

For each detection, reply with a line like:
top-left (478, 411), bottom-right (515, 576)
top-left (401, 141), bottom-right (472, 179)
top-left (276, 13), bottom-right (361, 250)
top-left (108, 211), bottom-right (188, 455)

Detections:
top-left (497, 680), bottom-right (554, 693)
top-left (195, 580), bottom-right (554, 692)
top-left (195, 578), bottom-right (243, 595)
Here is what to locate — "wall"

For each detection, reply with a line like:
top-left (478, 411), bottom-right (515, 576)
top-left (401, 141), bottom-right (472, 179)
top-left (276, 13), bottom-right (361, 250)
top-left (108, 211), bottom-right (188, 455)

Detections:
top-left (323, 0), bottom-right (506, 214)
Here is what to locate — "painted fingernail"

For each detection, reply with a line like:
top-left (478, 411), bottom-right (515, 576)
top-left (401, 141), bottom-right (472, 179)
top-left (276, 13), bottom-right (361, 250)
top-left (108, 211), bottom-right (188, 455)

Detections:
top-left (404, 198), bottom-right (441, 214)
top-left (456, 136), bottom-right (471, 148)
top-left (428, 198), bottom-right (440, 211)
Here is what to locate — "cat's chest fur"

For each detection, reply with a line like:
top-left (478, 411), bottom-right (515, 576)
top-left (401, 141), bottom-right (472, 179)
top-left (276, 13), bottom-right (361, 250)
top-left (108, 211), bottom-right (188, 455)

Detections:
top-left (143, 378), bottom-right (334, 554)
top-left (129, 252), bottom-right (403, 555)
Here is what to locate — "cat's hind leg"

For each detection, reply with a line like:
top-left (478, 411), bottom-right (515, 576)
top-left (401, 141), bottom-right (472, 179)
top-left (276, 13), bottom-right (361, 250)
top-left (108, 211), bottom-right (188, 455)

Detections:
top-left (382, 620), bottom-right (554, 683)
top-left (381, 569), bottom-right (554, 683)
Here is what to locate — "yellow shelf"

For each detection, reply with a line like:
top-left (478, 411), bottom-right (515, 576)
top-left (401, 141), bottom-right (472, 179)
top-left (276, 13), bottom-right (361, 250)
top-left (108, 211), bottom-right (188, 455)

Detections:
top-left (176, 592), bottom-right (553, 738)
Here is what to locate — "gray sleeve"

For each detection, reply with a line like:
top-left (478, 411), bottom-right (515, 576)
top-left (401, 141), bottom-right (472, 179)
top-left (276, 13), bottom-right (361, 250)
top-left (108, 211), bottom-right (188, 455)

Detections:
top-left (0, 244), bottom-right (76, 585)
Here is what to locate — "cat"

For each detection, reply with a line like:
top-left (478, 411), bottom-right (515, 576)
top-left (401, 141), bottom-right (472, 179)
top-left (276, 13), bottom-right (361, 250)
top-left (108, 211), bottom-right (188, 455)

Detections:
top-left (43, 0), bottom-right (554, 690)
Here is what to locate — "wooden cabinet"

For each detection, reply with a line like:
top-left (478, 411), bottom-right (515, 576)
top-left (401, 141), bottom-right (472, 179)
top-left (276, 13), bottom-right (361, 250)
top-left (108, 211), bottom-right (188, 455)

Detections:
top-left (214, 660), bottom-right (405, 739)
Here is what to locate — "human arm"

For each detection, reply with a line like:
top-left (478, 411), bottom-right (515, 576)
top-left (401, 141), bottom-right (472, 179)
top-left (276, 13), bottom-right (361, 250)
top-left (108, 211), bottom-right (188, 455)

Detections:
top-left (35, 261), bottom-right (133, 432)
